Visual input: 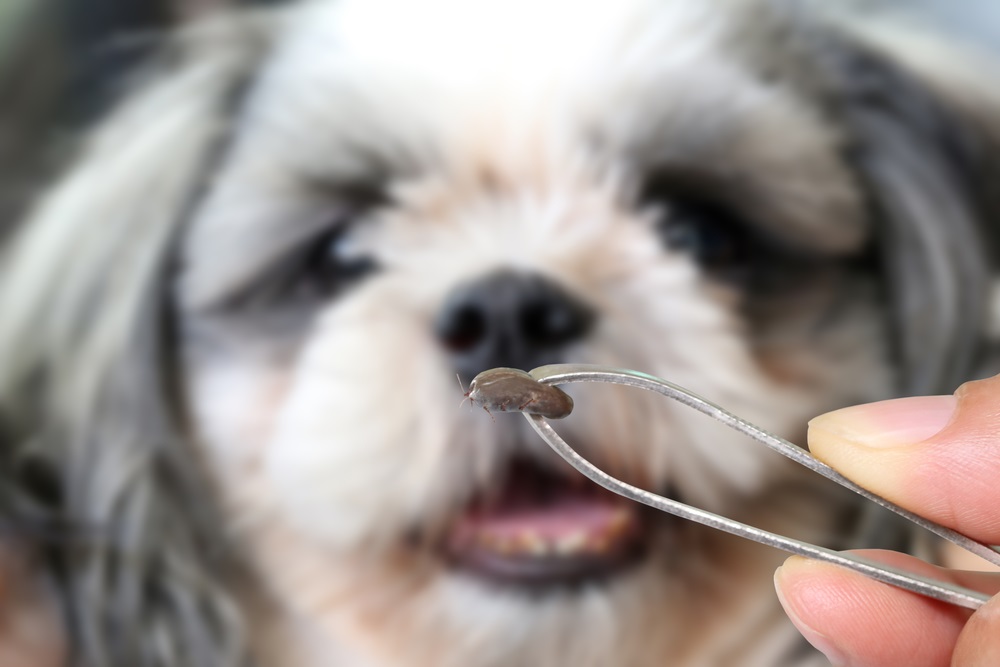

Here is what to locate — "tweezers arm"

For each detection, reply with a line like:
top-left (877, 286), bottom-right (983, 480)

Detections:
top-left (524, 363), bottom-right (995, 610)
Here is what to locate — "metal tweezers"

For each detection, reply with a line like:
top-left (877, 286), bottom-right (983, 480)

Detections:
top-left (519, 363), bottom-right (1000, 610)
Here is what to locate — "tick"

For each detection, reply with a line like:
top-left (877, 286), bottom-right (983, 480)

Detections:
top-left (463, 367), bottom-right (574, 419)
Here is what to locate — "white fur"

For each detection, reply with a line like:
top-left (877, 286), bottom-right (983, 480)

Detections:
top-left (5, 1), bottom-right (998, 666)
top-left (179, 2), bottom-right (892, 665)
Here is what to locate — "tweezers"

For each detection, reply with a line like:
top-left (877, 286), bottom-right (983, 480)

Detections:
top-left (515, 363), bottom-right (1000, 610)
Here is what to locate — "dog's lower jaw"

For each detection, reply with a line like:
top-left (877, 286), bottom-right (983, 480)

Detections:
top-left (227, 466), bottom-right (840, 667)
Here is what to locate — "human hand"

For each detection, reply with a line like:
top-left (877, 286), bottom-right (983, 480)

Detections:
top-left (773, 375), bottom-right (1000, 666)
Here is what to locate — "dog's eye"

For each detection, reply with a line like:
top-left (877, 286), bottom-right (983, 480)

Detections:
top-left (661, 201), bottom-right (745, 266)
top-left (637, 177), bottom-right (849, 296)
top-left (295, 225), bottom-right (378, 297)
top-left (655, 196), bottom-right (752, 270)
top-left (253, 220), bottom-right (379, 306)
top-left (220, 221), bottom-right (379, 314)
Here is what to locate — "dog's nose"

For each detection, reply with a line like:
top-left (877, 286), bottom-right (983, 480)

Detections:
top-left (436, 269), bottom-right (594, 380)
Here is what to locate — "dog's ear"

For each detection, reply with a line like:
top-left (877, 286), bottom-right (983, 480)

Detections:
top-left (797, 19), bottom-right (1000, 557)
top-left (810, 21), bottom-right (1000, 395)
top-left (0, 16), bottom-right (267, 667)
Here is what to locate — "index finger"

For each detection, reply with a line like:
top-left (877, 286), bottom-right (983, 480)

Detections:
top-left (808, 375), bottom-right (1000, 546)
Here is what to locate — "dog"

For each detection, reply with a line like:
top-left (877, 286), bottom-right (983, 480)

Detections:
top-left (2, 0), bottom-right (1000, 665)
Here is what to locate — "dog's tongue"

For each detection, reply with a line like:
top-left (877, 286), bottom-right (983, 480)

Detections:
top-left (445, 460), bottom-right (644, 583)
top-left (454, 492), bottom-right (634, 544)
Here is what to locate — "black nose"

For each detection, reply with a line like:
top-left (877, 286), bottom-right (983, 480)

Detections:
top-left (436, 269), bottom-right (595, 381)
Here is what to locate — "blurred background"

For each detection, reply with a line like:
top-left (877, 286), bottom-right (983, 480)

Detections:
top-left (2, 0), bottom-right (999, 235)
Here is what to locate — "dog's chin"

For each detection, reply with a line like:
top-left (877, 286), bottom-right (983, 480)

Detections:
top-left (321, 544), bottom-right (690, 667)
top-left (248, 486), bottom-right (789, 667)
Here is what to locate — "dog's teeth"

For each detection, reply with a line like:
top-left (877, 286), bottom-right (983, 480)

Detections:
top-left (554, 531), bottom-right (588, 555)
top-left (478, 533), bottom-right (510, 554)
top-left (607, 508), bottom-right (633, 535)
top-left (498, 536), bottom-right (519, 555)
top-left (521, 533), bottom-right (550, 556)
top-left (473, 523), bottom-right (632, 558)
top-left (587, 535), bottom-right (611, 554)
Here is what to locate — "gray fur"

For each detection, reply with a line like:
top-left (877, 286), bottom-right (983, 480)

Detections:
top-left (814, 33), bottom-right (999, 394)
top-left (0, 15), bottom-right (268, 667)
top-left (2, 2), bottom-right (1000, 666)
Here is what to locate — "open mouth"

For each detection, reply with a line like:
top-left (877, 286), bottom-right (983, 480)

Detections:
top-left (444, 456), bottom-right (649, 586)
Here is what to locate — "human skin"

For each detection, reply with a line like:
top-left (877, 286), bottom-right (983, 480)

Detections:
top-left (774, 375), bottom-right (1000, 666)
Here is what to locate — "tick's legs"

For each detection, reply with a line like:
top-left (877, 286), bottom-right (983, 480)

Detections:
top-left (457, 374), bottom-right (473, 409)
top-left (481, 405), bottom-right (495, 423)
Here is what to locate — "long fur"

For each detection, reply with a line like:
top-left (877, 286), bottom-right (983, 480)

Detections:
top-left (3, 1), bottom-right (1000, 666)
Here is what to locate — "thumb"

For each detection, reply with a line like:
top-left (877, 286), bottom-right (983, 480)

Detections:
top-left (952, 589), bottom-right (1000, 666)
top-left (808, 374), bottom-right (1000, 545)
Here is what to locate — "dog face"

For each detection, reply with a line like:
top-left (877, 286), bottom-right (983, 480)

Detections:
top-left (3, 1), bottom-right (999, 666)
top-left (177, 1), bottom-right (896, 663)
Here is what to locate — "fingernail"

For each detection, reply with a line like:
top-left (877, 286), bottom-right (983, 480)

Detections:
top-left (808, 395), bottom-right (956, 449)
top-left (774, 566), bottom-right (852, 666)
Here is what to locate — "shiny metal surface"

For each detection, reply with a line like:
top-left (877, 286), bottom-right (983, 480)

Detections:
top-left (520, 363), bottom-right (995, 610)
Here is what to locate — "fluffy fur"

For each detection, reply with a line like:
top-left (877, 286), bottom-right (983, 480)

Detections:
top-left (3, 1), bottom-right (1000, 666)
